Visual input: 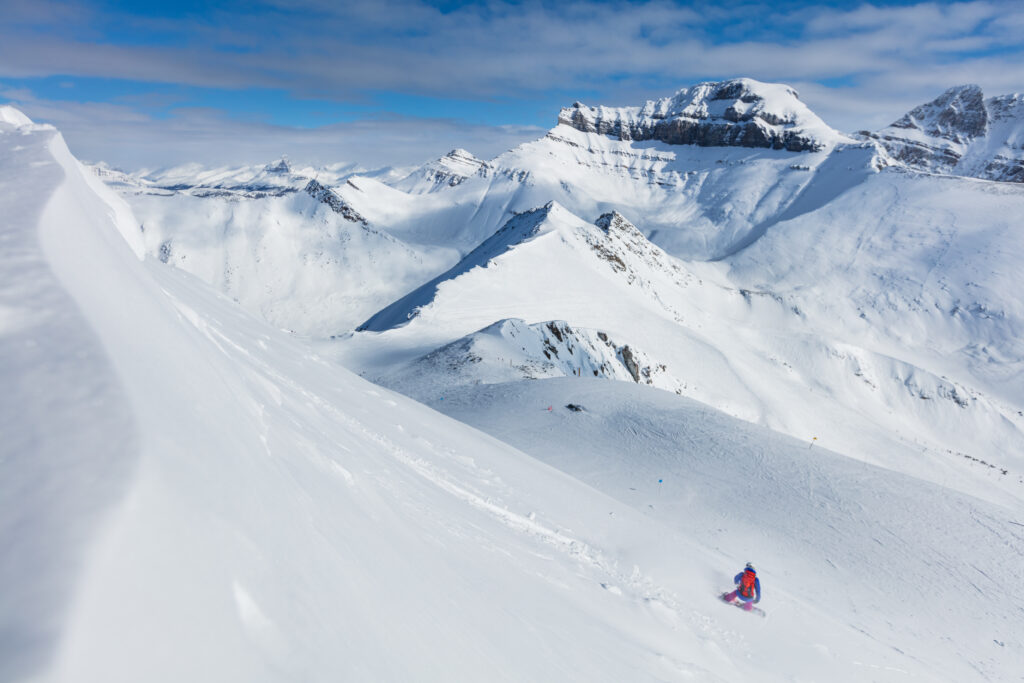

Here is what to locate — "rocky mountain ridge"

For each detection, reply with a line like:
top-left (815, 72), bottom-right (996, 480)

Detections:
top-left (559, 78), bottom-right (850, 152)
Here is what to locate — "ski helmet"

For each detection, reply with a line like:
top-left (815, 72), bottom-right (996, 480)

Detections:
top-left (745, 562), bottom-right (756, 572)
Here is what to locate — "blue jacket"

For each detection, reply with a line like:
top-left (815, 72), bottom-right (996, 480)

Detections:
top-left (734, 571), bottom-right (761, 603)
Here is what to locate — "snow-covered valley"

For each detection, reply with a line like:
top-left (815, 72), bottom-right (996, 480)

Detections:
top-left (4, 75), bottom-right (1024, 682)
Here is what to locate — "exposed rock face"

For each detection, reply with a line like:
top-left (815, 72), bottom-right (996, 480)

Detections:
top-left (890, 85), bottom-right (989, 142)
top-left (558, 78), bottom-right (843, 152)
top-left (388, 318), bottom-right (680, 392)
top-left (868, 85), bottom-right (1024, 182)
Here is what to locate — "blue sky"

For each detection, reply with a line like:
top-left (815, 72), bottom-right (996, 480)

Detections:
top-left (2, 0), bottom-right (1022, 169)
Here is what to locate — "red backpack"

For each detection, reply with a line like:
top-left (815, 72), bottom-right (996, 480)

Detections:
top-left (739, 569), bottom-right (757, 598)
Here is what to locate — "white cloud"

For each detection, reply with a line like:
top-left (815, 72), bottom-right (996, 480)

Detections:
top-left (2, 90), bottom-right (544, 170)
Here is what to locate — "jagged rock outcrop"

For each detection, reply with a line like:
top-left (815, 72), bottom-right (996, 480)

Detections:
top-left (383, 318), bottom-right (681, 393)
top-left (558, 78), bottom-right (846, 152)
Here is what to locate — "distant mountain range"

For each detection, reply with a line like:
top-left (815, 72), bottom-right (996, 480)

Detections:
top-left (96, 78), bottom-right (1024, 502)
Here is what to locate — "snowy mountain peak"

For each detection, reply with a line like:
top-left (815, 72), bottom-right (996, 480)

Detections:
top-left (887, 84), bottom-right (988, 144)
top-left (871, 85), bottom-right (1024, 182)
top-left (558, 78), bottom-right (848, 152)
top-left (445, 148), bottom-right (477, 161)
top-left (396, 147), bottom-right (491, 191)
top-left (263, 157), bottom-right (292, 174)
top-left (0, 105), bottom-right (35, 127)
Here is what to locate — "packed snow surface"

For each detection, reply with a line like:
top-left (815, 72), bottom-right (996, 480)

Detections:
top-left (403, 378), bottom-right (1024, 683)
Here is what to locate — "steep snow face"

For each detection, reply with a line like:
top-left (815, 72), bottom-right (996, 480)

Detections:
top-left (726, 168), bottom-right (1024, 398)
top-left (380, 318), bottom-right (683, 397)
top-left (720, 166), bottom-right (1024, 488)
top-left (965, 92), bottom-right (1024, 182)
top-left (559, 78), bottom-right (852, 152)
top-left (871, 85), bottom-right (1024, 182)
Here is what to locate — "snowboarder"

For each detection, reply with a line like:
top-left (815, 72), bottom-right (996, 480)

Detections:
top-left (722, 562), bottom-right (761, 611)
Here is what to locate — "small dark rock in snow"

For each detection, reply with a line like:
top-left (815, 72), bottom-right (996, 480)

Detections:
top-left (566, 403), bottom-right (585, 412)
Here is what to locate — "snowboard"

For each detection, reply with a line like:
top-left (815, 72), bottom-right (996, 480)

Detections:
top-left (720, 592), bottom-right (766, 617)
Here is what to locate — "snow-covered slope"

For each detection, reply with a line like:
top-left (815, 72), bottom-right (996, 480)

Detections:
top-left (868, 84), bottom-right (1024, 182)
top-left (415, 378), bottom-right (1024, 683)
top-left (348, 186), bottom-right (1024, 504)
top-left (13, 106), bottom-right (1016, 682)
top-left (93, 156), bottom-right (439, 335)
